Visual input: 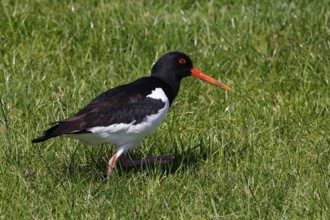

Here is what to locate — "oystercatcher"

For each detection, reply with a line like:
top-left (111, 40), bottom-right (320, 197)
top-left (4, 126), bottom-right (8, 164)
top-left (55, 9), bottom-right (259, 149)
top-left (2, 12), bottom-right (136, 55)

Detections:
top-left (32, 51), bottom-right (232, 174)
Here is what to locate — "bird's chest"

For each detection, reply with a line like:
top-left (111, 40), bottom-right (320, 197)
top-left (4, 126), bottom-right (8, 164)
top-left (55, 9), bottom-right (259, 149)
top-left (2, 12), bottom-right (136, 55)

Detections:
top-left (126, 99), bottom-right (169, 135)
top-left (125, 87), bottom-right (170, 135)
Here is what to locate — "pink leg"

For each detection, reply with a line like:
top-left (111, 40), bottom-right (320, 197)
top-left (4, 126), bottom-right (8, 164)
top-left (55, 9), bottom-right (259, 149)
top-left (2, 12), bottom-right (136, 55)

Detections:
top-left (120, 153), bottom-right (175, 168)
top-left (108, 154), bottom-right (119, 174)
top-left (108, 148), bottom-right (125, 174)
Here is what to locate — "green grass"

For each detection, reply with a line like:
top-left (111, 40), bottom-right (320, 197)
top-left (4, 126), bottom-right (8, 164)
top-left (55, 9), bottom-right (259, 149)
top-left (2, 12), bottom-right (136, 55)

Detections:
top-left (0, 0), bottom-right (329, 218)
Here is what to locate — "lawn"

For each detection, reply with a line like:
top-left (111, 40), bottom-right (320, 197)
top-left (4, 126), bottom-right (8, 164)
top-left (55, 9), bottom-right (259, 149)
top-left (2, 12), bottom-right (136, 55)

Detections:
top-left (0, 0), bottom-right (329, 219)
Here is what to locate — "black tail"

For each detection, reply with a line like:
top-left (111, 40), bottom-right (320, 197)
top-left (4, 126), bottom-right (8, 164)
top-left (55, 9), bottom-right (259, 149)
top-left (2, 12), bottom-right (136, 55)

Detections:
top-left (31, 136), bottom-right (51, 143)
top-left (32, 124), bottom-right (61, 143)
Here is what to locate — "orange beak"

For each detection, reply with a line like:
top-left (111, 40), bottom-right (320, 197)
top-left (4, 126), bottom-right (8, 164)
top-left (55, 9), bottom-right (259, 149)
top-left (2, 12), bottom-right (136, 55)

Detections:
top-left (190, 68), bottom-right (232, 91)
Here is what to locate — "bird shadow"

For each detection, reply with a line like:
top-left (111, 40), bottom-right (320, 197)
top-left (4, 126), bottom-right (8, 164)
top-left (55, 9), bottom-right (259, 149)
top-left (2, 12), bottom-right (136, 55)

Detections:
top-left (63, 140), bottom-right (210, 180)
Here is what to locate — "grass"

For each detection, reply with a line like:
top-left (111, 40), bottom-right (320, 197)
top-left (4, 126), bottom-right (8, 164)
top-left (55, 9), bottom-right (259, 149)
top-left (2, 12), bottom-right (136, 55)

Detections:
top-left (0, 0), bottom-right (329, 218)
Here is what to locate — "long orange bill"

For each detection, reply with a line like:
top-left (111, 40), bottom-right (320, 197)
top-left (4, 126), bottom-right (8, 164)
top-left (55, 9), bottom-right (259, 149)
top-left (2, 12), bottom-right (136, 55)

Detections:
top-left (190, 68), bottom-right (232, 91)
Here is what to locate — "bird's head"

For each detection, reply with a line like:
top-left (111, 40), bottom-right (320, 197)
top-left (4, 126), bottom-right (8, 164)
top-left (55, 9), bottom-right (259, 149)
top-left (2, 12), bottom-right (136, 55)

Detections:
top-left (151, 51), bottom-right (232, 91)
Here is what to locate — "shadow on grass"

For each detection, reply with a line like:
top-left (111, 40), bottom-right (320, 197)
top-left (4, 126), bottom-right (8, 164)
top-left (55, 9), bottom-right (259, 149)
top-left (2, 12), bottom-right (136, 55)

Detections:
top-left (59, 141), bottom-right (211, 180)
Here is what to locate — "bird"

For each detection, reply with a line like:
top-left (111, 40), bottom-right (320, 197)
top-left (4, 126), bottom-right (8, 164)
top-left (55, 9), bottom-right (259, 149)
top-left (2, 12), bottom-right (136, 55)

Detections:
top-left (32, 51), bottom-right (232, 174)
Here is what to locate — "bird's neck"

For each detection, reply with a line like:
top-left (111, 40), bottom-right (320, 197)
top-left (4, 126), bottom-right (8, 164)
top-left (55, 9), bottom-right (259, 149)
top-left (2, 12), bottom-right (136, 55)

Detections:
top-left (150, 75), bottom-right (181, 105)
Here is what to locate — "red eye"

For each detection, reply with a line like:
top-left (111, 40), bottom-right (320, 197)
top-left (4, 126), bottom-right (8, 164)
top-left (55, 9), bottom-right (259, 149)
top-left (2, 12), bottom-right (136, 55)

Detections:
top-left (178, 58), bottom-right (186, 64)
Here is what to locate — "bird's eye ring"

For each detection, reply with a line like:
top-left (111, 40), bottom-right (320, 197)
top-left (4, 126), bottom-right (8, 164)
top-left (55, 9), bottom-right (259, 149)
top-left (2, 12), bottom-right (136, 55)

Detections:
top-left (178, 58), bottom-right (186, 64)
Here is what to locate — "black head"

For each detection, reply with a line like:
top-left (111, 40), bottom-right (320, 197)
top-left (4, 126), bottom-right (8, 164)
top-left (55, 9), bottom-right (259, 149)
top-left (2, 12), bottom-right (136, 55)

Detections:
top-left (151, 51), bottom-right (193, 81)
top-left (150, 51), bottom-right (232, 100)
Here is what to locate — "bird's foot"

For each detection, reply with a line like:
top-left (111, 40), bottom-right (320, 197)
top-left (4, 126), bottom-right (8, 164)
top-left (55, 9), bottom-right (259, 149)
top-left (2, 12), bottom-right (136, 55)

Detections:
top-left (120, 153), bottom-right (175, 168)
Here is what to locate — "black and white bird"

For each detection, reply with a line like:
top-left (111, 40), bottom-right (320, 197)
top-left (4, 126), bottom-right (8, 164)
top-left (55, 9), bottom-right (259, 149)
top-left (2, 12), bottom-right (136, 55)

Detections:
top-left (32, 51), bottom-right (232, 174)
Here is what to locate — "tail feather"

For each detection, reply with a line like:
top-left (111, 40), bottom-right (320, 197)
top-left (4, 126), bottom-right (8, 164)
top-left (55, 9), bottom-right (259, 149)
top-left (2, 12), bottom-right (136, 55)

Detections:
top-left (31, 124), bottom-right (61, 143)
top-left (31, 136), bottom-right (52, 143)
